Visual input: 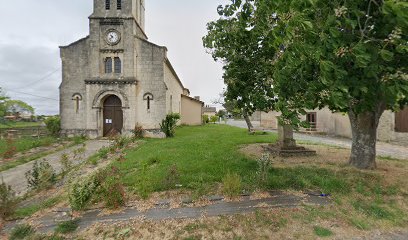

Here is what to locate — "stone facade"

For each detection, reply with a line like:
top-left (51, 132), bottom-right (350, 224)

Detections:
top-left (59, 0), bottom-right (201, 138)
top-left (260, 108), bottom-right (408, 144)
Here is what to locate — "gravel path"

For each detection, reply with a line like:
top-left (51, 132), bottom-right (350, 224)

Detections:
top-left (226, 120), bottom-right (408, 160)
top-left (0, 140), bottom-right (110, 196)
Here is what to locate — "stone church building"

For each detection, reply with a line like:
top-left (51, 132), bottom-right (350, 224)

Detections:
top-left (59, 0), bottom-right (203, 138)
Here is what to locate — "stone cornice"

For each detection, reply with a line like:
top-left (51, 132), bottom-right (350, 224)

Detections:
top-left (100, 49), bottom-right (124, 53)
top-left (85, 78), bottom-right (137, 85)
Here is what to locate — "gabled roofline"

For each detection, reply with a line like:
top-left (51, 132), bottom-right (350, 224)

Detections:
top-left (59, 36), bottom-right (89, 49)
top-left (165, 58), bottom-right (185, 90)
top-left (182, 94), bottom-right (205, 106)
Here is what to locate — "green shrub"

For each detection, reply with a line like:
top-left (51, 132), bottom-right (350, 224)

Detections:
top-left (59, 154), bottom-right (72, 174)
top-left (69, 167), bottom-right (126, 210)
top-left (202, 115), bottom-right (209, 124)
top-left (97, 167), bottom-right (126, 209)
top-left (69, 175), bottom-right (100, 211)
top-left (222, 172), bottom-right (242, 198)
top-left (160, 113), bottom-right (181, 138)
top-left (25, 160), bottom-right (57, 190)
top-left (9, 224), bottom-right (35, 240)
top-left (0, 180), bottom-right (16, 220)
top-left (44, 116), bottom-right (61, 137)
top-left (113, 136), bottom-right (131, 149)
top-left (210, 115), bottom-right (218, 124)
top-left (55, 219), bottom-right (79, 234)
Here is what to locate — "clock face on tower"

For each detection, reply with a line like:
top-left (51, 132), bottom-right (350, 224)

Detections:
top-left (106, 30), bottom-right (121, 45)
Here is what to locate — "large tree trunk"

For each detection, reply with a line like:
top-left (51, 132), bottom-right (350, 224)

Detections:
top-left (348, 106), bottom-right (385, 170)
top-left (242, 111), bottom-right (254, 132)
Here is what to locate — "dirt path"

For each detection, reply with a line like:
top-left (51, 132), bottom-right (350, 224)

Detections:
top-left (226, 120), bottom-right (408, 160)
top-left (0, 140), bottom-right (110, 196)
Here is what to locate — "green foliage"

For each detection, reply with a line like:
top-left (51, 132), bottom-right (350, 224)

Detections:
top-left (69, 167), bottom-right (126, 210)
top-left (160, 113), bottom-right (181, 137)
top-left (69, 175), bottom-right (100, 211)
top-left (0, 88), bottom-right (8, 118)
top-left (55, 220), bottom-right (79, 234)
top-left (9, 224), bottom-right (35, 240)
top-left (222, 172), bottom-right (242, 198)
top-left (44, 116), bottom-right (61, 137)
top-left (14, 196), bottom-right (62, 219)
top-left (202, 115), bottom-right (209, 124)
top-left (0, 136), bottom-right (58, 160)
top-left (217, 110), bottom-right (227, 119)
top-left (97, 167), bottom-right (126, 209)
top-left (4, 100), bottom-right (35, 115)
top-left (59, 154), bottom-right (72, 174)
top-left (0, 180), bottom-right (16, 220)
top-left (115, 125), bottom-right (275, 197)
top-left (204, 0), bottom-right (408, 169)
top-left (25, 160), bottom-right (57, 190)
top-left (313, 226), bottom-right (333, 237)
top-left (210, 115), bottom-right (218, 124)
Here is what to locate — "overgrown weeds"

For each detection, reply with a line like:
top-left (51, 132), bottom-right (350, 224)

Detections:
top-left (25, 160), bottom-right (57, 190)
top-left (0, 180), bottom-right (16, 220)
top-left (222, 172), bottom-right (242, 198)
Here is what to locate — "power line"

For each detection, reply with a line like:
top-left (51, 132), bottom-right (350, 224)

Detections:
top-left (5, 89), bottom-right (59, 102)
top-left (21, 68), bottom-right (61, 88)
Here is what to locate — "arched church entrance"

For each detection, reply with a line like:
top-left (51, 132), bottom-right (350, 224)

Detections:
top-left (103, 95), bottom-right (123, 137)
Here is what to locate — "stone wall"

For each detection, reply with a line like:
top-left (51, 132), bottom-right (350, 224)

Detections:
top-left (181, 95), bottom-right (203, 125)
top-left (164, 61), bottom-right (184, 115)
top-left (260, 108), bottom-right (408, 144)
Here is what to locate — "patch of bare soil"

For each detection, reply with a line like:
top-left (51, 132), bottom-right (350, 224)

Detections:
top-left (240, 143), bottom-right (351, 167)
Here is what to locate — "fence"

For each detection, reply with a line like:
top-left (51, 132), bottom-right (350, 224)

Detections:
top-left (0, 126), bottom-right (49, 139)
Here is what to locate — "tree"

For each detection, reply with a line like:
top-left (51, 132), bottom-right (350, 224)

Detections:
top-left (205, 0), bottom-right (408, 169)
top-left (0, 88), bottom-right (8, 118)
top-left (203, 3), bottom-right (276, 132)
top-left (4, 100), bottom-right (35, 116)
top-left (263, 0), bottom-right (407, 169)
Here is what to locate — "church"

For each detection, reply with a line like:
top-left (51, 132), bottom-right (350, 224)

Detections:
top-left (59, 0), bottom-right (203, 138)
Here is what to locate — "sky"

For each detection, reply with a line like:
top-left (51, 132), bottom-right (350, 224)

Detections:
top-left (0, 0), bottom-right (227, 115)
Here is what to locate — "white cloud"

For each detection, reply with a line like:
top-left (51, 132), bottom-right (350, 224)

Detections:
top-left (0, 0), bottom-right (227, 114)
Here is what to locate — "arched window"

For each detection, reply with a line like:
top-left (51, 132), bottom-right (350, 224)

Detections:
top-left (117, 0), bottom-right (122, 10)
top-left (143, 93), bottom-right (154, 110)
top-left (105, 0), bottom-right (111, 10)
top-left (105, 57), bottom-right (112, 73)
top-left (72, 93), bottom-right (82, 114)
top-left (114, 57), bottom-right (121, 73)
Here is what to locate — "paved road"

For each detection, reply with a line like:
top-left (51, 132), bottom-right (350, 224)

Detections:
top-left (227, 120), bottom-right (408, 160)
top-left (0, 140), bottom-right (110, 196)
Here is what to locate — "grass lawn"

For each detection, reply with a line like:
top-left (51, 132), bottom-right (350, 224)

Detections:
top-left (0, 121), bottom-right (42, 129)
top-left (115, 124), bottom-right (277, 196)
top-left (114, 125), bottom-right (407, 232)
top-left (0, 136), bottom-right (58, 157)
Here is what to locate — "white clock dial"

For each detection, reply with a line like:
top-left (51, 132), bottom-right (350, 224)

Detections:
top-left (106, 31), bottom-right (120, 44)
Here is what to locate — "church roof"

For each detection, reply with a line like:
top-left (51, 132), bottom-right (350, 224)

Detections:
top-left (59, 36), bottom-right (89, 49)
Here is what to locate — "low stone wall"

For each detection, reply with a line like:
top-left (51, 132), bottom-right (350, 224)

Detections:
top-left (0, 126), bottom-right (49, 139)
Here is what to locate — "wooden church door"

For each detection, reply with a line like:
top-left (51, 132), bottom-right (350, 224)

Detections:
top-left (103, 95), bottom-right (123, 137)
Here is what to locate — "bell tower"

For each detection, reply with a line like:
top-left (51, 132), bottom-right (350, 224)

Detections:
top-left (90, 0), bottom-right (146, 34)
